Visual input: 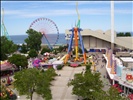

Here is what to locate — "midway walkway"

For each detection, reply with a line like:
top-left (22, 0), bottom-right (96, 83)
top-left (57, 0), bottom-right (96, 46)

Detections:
top-left (51, 66), bottom-right (85, 100)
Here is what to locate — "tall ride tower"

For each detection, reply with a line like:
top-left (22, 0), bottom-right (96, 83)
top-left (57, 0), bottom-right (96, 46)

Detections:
top-left (64, 2), bottom-right (86, 64)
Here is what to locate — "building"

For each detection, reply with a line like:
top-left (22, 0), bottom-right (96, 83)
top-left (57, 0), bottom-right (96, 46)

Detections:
top-left (65, 29), bottom-right (133, 50)
top-left (104, 49), bottom-right (133, 97)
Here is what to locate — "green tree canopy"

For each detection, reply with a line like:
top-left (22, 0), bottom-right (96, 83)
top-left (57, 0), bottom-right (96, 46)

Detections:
top-left (41, 47), bottom-right (51, 55)
top-left (8, 54), bottom-right (28, 69)
top-left (117, 32), bottom-right (125, 37)
top-left (68, 65), bottom-right (103, 100)
top-left (13, 68), bottom-right (56, 100)
top-left (20, 43), bottom-right (28, 53)
top-left (105, 87), bottom-right (128, 100)
top-left (28, 49), bottom-right (38, 58)
top-left (56, 45), bottom-right (68, 52)
top-left (25, 29), bottom-right (42, 51)
top-left (125, 32), bottom-right (131, 36)
top-left (1, 36), bottom-right (17, 60)
top-left (117, 32), bottom-right (131, 37)
top-left (68, 64), bottom-right (128, 100)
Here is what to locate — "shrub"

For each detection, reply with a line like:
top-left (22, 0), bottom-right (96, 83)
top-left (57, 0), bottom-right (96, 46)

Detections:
top-left (86, 63), bottom-right (91, 71)
top-left (65, 62), bottom-right (70, 66)
top-left (78, 64), bottom-right (81, 67)
top-left (49, 57), bottom-right (53, 59)
top-left (57, 65), bottom-right (63, 70)
top-left (41, 47), bottom-right (51, 55)
top-left (27, 56), bottom-right (30, 59)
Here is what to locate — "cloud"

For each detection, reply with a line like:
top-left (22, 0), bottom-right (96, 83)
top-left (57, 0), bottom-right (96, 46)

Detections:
top-left (115, 9), bottom-right (133, 14)
top-left (1, 8), bottom-right (107, 18)
top-left (2, 7), bottom-right (132, 19)
top-left (3, 10), bottom-right (21, 15)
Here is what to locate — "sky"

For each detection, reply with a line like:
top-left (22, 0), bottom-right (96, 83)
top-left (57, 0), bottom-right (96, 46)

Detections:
top-left (1, 1), bottom-right (133, 35)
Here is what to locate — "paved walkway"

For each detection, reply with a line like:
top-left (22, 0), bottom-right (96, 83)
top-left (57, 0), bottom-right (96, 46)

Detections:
top-left (51, 66), bottom-right (85, 100)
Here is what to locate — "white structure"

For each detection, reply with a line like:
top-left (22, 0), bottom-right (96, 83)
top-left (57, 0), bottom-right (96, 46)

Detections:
top-left (111, 1), bottom-right (114, 50)
top-left (52, 60), bottom-right (63, 70)
top-left (65, 29), bottom-right (133, 50)
top-left (104, 54), bottom-right (133, 95)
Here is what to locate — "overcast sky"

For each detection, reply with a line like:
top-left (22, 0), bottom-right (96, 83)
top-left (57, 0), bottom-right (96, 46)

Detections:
top-left (1, 1), bottom-right (133, 35)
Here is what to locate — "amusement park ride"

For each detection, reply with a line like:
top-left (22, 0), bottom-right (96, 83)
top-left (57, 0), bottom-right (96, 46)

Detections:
top-left (29, 17), bottom-right (59, 50)
top-left (64, 2), bottom-right (87, 64)
top-left (1, 8), bottom-right (10, 40)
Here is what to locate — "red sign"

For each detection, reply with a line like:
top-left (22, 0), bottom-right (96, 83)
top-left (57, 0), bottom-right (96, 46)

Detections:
top-left (126, 74), bottom-right (133, 82)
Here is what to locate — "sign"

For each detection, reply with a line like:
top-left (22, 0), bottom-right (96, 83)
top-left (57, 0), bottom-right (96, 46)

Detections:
top-left (126, 74), bottom-right (133, 83)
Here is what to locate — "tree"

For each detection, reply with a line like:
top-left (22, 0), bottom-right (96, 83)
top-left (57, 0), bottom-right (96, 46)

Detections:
top-left (86, 63), bottom-right (92, 71)
top-left (0, 36), bottom-right (17, 60)
top-left (104, 87), bottom-right (128, 100)
top-left (41, 47), bottom-right (51, 55)
top-left (56, 45), bottom-right (68, 53)
top-left (125, 32), bottom-right (131, 36)
top-left (28, 49), bottom-right (38, 58)
top-left (25, 29), bottom-right (42, 51)
top-left (57, 46), bottom-right (65, 52)
top-left (20, 43), bottom-right (28, 53)
top-left (8, 54), bottom-right (28, 69)
top-left (117, 32), bottom-right (131, 37)
top-left (52, 48), bottom-right (57, 54)
top-left (36, 68), bottom-right (57, 100)
top-left (68, 63), bottom-right (128, 100)
top-left (117, 32), bottom-right (125, 37)
top-left (68, 64), bottom-right (104, 100)
top-left (13, 68), bottom-right (56, 100)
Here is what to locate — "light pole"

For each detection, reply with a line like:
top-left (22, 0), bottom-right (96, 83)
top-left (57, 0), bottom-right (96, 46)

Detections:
top-left (12, 64), bottom-right (15, 74)
top-left (19, 66), bottom-right (21, 71)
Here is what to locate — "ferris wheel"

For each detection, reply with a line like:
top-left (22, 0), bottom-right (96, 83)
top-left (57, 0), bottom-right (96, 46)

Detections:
top-left (29, 17), bottom-right (59, 50)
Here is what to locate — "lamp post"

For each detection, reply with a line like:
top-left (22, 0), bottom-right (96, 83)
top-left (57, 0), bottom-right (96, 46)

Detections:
top-left (12, 64), bottom-right (15, 74)
top-left (19, 66), bottom-right (21, 71)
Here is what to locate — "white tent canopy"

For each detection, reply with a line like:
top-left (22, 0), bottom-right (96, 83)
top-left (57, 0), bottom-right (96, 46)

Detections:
top-left (52, 60), bottom-right (63, 65)
top-left (52, 60), bottom-right (63, 70)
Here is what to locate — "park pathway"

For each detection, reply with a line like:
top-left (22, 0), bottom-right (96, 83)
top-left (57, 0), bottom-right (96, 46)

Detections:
top-left (51, 66), bottom-right (85, 100)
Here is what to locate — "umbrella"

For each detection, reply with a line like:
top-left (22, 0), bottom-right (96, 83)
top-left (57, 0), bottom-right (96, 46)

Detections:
top-left (44, 52), bottom-right (50, 56)
top-left (0, 61), bottom-right (13, 71)
top-left (32, 59), bottom-right (41, 67)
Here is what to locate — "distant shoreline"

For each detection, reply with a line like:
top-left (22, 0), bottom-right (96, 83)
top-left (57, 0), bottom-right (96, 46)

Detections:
top-left (9, 32), bottom-right (133, 36)
top-left (9, 34), bottom-right (67, 45)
